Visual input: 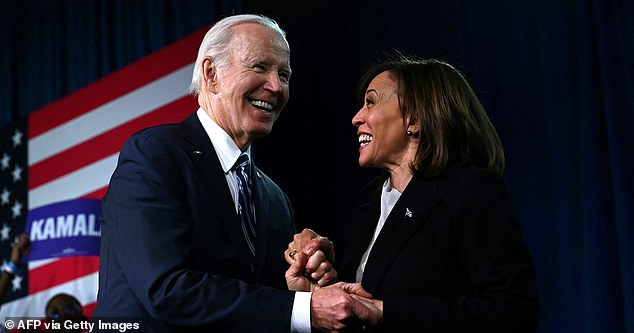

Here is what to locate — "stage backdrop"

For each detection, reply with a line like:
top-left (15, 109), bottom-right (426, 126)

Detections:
top-left (0, 1), bottom-right (632, 332)
top-left (0, 24), bottom-right (208, 319)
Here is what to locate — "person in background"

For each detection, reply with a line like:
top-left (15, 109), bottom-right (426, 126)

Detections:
top-left (0, 233), bottom-right (30, 308)
top-left (1, 292), bottom-right (87, 333)
top-left (286, 55), bottom-right (540, 332)
top-left (93, 13), bottom-right (375, 332)
top-left (45, 293), bottom-right (88, 333)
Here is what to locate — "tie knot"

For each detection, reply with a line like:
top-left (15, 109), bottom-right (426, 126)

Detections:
top-left (235, 154), bottom-right (250, 172)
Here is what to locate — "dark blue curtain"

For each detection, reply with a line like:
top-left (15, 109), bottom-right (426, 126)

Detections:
top-left (0, 0), bottom-right (240, 124)
top-left (1, 1), bottom-right (632, 332)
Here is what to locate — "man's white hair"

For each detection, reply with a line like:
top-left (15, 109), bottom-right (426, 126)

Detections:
top-left (189, 14), bottom-right (287, 96)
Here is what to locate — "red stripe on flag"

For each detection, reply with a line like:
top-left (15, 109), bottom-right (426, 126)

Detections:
top-left (28, 257), bottom-right (100, 294)
top-left (83, 302), bottom-right (96, 318)
top-left (28, 96), bottom-right (197, 189)
top-left (28, 26), bottom-right (209, 139)
top-left (81, 187), bottom-right (109, 200)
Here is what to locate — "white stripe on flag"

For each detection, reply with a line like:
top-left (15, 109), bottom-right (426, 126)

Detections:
top-left (29, 153), bottom-right (119, 209)
top-left (28, 258), bottom-right (58, 270)
top-left (28, 64), bottom-right (194, 166)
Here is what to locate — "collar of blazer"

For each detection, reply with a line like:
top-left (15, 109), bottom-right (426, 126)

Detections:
top-left (361, 175), bottom-right (447, 293)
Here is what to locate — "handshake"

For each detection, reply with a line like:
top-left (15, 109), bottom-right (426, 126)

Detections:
top-left (284, 229), bottom-right (383, 332)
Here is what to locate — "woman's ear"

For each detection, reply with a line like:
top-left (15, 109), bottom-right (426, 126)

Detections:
top-left (202, 57), bottom-right (218, 92)
top-left (406, 115), bottom-right (421, 136)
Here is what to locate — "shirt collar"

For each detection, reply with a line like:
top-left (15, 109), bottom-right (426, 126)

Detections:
top-left (196, 107), bottom-right (251, 174)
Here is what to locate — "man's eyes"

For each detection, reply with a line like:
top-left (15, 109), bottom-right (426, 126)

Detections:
top-left (252, 64), bottom-right (291, 83)
top-left (279, 71), bottom-right (291, 83)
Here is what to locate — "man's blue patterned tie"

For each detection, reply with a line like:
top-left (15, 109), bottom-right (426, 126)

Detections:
top-left (235, 154), bottom-right (256, 264)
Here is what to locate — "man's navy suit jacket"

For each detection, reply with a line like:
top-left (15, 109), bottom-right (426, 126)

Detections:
top-left (93, 112), bottom-right (297, 332)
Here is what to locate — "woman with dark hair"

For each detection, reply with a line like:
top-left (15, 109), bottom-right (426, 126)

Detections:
top-left (286, 56), bottom-right (540, 332)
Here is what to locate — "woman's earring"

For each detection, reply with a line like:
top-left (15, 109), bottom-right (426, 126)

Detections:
top-left (406, 130), bottom-right (413, 136)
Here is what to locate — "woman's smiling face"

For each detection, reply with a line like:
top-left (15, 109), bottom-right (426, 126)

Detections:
top-left (352, 71), bottom-right (410, 170)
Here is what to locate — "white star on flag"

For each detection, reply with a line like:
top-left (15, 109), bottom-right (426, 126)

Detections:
top-left (11, 275), bottom-right (22, 292)
top-left (12, 129), bottom-right (23, 147)
top-left (11, 165), bottom-right (22, 182)
top-left (0, 188), bottom-right (9, 205)
top-left (11, 201), bottom-right (22, 218)
top-left (0, 223), bottom-right (10, 241)
top-left (0, 153), bottom-right (9, 170)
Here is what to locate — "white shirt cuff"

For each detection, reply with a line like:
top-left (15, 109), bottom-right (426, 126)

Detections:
top-left (290, 291), bottom-right (312, 333)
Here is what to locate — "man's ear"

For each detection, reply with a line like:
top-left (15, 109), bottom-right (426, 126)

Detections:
top-left (202, 57), bottom-right (218, 92)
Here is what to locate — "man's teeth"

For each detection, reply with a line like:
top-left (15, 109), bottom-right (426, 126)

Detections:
top-left (250, 100), bottom-right (273, 111)
top-left (358, 134), bottom-right (373, 147)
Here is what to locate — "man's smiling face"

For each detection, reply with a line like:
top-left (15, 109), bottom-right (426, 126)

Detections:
top-left (210, 22), bottom-right (291, 148)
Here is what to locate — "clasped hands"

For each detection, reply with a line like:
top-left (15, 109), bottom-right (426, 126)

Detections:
top-left (284, 229), bottom-right (383, 332)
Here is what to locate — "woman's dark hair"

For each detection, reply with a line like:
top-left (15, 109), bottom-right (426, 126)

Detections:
top-left (357, 53), bottom-right (505, 178)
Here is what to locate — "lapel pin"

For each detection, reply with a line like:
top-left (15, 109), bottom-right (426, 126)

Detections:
top-left (193, 150), bottom-right (203, 155)
top-left (405, 208), bottom-right (413, 218)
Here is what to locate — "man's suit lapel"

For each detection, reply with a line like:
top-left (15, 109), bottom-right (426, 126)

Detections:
top-left (361, 176), bottom-right (445, 293)
top-left (180, 113), bottom-right (255, 278)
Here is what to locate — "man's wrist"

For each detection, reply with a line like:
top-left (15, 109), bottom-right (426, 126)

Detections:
top-left (290, 291), bottom-right (312, 333)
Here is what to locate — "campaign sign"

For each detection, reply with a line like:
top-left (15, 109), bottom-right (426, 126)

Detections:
top-left (24, 198), bottom-right (102, 261)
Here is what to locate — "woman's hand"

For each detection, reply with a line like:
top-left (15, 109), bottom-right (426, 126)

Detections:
top-left (350, 294), bottom-right (383, 323)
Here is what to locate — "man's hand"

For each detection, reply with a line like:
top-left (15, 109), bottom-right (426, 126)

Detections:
top-left (284, 229), bottom-right (337, 288)
top-left (286, 250), bottom-right (315, 291)
top-left (310, 282), bottom-right (379, 332)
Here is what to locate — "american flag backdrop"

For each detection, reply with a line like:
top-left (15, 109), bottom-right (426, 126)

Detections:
top-left (0, 119), bottom-right (28, 306)
top-left (0, 25), bottom-right (208, 320)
